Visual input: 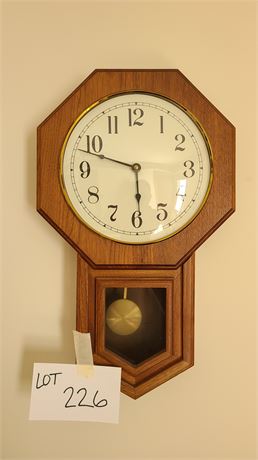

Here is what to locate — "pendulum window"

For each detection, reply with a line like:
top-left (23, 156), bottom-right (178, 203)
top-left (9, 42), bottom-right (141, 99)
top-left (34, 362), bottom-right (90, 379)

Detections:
top-left (105, 287), bottom-right (166, 365)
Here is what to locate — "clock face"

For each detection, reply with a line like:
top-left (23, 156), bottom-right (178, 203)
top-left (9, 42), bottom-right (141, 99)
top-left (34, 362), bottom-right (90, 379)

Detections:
top-left (60, 92), bottom-right (212, 244)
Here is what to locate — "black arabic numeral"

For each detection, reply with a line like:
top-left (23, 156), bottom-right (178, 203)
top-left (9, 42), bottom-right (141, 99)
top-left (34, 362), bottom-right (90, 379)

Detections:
top-left (85, 135), bottom-right (103, 153)
top-left (63, 386), bottom-right (76, 408)
top-left (160, 115), bottom-right (164, 133)
top-left (132, 210), bottom-right (142, 228)
top-left (176, 188), bottom-right (186, 201)
top-left (175, 134), bottom-right (185, 151)
top-left (128, 108), bottom-right (144, 127)
top-left (107, 115), bottom-right (118, 134)
top-left (93, 390), bottom-right (108, 408)
top-left (88, 186), bottom-right (99, 204)
top-left (156, 203), bottom-right (168, 221)
top-left (77, 387), bottom-right (94, 408)
top-left (79, 161), bottom-right (90, 178)
top-left (108, 205), bottom-right (118, 222)
top-left (183, 160), bottom-right (195, 178)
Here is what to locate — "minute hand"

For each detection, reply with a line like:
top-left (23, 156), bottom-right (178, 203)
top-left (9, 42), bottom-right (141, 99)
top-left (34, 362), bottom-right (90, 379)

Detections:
top-left (78, 148), bottom-right (133, 169)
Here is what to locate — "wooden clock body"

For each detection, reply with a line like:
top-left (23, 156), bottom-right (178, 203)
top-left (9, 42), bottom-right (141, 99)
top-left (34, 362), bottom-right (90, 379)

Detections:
top-left (37, 70), bottom-right (235, 398)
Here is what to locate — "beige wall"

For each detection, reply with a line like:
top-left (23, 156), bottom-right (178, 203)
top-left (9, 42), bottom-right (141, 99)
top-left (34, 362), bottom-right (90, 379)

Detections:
top-left (1, 1), bottom-right (257, 459)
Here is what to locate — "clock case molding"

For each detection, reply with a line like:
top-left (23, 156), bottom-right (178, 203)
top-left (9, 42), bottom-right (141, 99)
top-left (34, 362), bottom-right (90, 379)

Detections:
top-left (37, 69), bottom-right (235, 398)
top-left (77, 254), bottom-right (195, 399)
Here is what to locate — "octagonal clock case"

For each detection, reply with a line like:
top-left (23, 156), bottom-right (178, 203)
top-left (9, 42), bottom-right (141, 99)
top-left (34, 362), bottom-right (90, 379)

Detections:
top-left (37, 69), bottom-right (235, 398)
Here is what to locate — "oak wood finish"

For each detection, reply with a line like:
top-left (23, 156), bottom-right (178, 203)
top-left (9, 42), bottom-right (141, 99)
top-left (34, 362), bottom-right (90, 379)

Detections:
top-left (37, 70), bottom-right (235, 398)
top-left (76, 253), bottom-right (195, 398)
top-left (37, 69), bottom-right (235, 268)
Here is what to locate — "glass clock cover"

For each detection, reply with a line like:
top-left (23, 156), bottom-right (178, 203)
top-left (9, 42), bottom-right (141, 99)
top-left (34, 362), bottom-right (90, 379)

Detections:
top-left (60, 92), bottom-right (212, 244)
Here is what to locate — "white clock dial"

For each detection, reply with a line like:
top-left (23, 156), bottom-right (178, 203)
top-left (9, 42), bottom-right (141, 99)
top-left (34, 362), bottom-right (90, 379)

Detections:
top-left (60, 92), bottom-right (212, 244)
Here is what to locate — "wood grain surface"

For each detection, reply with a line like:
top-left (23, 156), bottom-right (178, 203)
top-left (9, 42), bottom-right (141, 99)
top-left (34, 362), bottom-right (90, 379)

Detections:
top-left (76, 253), bottom-right (195, 398)
top-left (37, 69), bottom-right (235, 268)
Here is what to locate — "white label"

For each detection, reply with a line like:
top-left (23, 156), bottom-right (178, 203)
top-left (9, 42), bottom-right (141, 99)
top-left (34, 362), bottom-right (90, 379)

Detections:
top-left (29, 363), bottom-right (121, 423)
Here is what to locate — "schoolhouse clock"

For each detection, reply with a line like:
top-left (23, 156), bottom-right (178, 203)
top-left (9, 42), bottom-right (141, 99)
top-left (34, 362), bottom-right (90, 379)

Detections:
top-left (37, 69), bottom-right (235, 398)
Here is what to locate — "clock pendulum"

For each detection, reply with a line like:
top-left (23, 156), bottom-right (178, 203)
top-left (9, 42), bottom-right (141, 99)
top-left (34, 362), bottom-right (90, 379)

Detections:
top-left (37, 69), bottom-right (235, 398)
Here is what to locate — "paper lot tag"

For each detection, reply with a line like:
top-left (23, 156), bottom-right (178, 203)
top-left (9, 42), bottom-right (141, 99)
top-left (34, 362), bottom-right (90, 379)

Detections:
top-left (29, 363), bottom-right (121, 423)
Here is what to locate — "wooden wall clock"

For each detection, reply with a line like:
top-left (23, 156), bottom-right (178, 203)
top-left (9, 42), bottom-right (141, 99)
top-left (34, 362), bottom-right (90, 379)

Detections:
top-left (37, 69), bottom-right (235, 398)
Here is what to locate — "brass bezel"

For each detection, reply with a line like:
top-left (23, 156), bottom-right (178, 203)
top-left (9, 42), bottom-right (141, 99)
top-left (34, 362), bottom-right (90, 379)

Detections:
top-left (60, 90), bottom-right (213, 245)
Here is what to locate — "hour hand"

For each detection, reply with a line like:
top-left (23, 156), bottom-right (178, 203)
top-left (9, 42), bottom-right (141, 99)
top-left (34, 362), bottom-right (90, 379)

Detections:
top-left (132, 163), bottom-right (142, 212)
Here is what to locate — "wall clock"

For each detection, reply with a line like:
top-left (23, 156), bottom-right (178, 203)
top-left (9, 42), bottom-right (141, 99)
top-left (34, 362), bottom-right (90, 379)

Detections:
top-left (37, 69), bottom-right (235, 398)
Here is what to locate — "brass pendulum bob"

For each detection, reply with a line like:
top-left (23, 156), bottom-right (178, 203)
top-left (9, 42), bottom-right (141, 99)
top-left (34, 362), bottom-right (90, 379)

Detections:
top-left (106, 288), bottom-right (142, 336)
